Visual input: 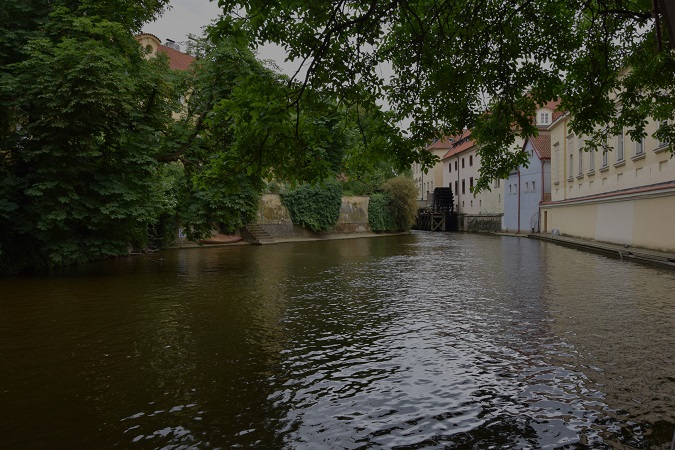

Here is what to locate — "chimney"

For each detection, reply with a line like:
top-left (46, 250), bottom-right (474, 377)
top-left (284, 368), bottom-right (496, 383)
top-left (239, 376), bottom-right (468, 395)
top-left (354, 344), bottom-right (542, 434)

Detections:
top-left (165, 39), bottom-right (180, 52)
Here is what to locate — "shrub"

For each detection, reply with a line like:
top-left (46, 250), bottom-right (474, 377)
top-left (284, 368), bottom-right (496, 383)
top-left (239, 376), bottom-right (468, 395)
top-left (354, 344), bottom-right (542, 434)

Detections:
top-left (281, 179), bottom-right (342, 232)
top-left (368, 193), bottom-right (397, 231)
top-left (381, 176), bottom-right (418, 231)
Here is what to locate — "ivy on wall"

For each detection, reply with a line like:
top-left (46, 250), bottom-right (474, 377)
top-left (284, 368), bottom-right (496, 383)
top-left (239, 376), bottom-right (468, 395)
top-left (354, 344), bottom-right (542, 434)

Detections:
top-left (367, 193), bottom-right (396, 232)
top-left (281, 180), bottom-right (342, 232)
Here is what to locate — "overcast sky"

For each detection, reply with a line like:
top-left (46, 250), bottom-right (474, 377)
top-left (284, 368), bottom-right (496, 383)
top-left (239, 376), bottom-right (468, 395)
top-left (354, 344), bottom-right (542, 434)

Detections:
top-left (143, 0), bottom-right (299, 75)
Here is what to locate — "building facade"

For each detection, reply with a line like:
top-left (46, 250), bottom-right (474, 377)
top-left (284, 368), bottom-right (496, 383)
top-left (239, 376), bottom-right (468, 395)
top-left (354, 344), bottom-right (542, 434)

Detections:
top-left (503, 135), bottom-right (551, 233)
top-left (413, 137), bottom-right (454, 202)
top-left (541, 114), bottom-right (675, 252)
top-left (441, 131), bottom-right (483, 215)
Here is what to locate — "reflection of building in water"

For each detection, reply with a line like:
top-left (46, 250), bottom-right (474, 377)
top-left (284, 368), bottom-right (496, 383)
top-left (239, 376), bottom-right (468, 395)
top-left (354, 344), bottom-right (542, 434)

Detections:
top-left (541, 249), bottom-right (675, 429)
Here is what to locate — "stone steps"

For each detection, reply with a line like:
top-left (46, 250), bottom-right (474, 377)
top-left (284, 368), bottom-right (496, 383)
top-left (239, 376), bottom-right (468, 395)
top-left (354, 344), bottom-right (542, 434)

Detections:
top-left (244, 224), bottom-right (276, 245)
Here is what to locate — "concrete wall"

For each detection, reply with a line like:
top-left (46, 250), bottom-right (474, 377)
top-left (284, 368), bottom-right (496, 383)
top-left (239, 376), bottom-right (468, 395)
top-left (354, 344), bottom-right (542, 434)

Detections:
top-left (255, 193), bottom-right (371, 237)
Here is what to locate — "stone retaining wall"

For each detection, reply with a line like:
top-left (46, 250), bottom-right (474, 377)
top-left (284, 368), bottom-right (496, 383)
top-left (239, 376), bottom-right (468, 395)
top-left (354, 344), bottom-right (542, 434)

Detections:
top-left (255, 193), bottom-right (371, 237)
top-left (460, 213), bottom-right (503, 233)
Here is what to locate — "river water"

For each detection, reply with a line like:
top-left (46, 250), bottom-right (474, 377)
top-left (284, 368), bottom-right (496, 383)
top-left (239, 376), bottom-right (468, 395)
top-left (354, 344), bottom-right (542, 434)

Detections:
top-left (1, 232), bottom-right (673, 449)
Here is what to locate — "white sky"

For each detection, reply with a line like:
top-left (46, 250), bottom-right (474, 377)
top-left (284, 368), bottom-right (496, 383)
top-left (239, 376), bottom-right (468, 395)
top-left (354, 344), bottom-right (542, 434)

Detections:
top-left (143, 0), bottom-right (300, 76)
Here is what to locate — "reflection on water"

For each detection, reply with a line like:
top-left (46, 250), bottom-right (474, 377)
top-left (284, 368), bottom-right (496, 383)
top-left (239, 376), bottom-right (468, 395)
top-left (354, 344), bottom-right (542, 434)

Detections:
top-left (0, 232), bottom-right (673, 449)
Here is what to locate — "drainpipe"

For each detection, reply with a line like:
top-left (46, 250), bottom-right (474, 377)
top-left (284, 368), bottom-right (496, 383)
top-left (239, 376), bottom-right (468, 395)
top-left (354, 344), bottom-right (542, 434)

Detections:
top-left (563, 120), bottom-right (567, 201)
top-left (456, 155), bottom-right (460, 213)
top-left (539, 158), bottom-right (545, 233)
top-left (517, 169), bottom-right (521, 234)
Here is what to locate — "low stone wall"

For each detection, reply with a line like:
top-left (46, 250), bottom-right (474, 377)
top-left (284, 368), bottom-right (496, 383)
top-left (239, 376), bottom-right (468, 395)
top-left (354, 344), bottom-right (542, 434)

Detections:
top-left (461, 213), bottom-right (503, 233)
top-left (255, 193), bottom-right (371, 237)
top-left (334, 196), bottom-right (370, 233)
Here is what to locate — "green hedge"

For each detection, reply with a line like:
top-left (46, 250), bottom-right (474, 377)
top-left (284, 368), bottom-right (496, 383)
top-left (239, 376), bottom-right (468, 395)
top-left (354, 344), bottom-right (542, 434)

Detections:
top-left (281, 180), bottom-right (342, 232)
top-left (368, 193), bottom-right (396, 231)
top-left (382, 176), bottom-right (418, 231)
top-left (368, 176), bottom-right (418, 232)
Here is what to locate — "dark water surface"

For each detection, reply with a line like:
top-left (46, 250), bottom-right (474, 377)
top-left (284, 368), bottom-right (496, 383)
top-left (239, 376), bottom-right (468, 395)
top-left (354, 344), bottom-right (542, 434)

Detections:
top-left (1, 232), bottom-right (673, 449)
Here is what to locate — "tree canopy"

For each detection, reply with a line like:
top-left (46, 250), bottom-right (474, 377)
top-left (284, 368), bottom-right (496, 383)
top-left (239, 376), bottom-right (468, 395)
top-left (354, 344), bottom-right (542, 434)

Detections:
top-left (0, 0), bottom-right (412, 273)
top-left (215, 0), bottom-right (675, 190)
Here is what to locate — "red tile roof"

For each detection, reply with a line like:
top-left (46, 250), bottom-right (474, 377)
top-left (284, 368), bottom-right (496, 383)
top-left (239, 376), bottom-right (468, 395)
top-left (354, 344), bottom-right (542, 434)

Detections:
top-left (425, 136), bottom-right (454, 151)
top-left (441, 130), bottom-right (475, 160)
top-left (528, 134), bottom-right (551, 159)
top-left (156, 44), bottom-right (195, 71)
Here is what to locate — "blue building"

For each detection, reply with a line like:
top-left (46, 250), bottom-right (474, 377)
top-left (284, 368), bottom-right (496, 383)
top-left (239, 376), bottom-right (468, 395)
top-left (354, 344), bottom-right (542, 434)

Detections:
top-left (503, 135), bottom-right (551, 233)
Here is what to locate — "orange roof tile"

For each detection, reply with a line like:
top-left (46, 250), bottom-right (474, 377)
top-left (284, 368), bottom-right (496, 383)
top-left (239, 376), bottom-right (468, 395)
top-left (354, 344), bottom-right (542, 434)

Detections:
top-left (528, 135), bottom-right (551, 159)
top-left (441, 130), bottom-right (475, 160)
top-left (425, 136), bottom-right (454, 151)
top-left (156, 44), bottom-right (195, 71)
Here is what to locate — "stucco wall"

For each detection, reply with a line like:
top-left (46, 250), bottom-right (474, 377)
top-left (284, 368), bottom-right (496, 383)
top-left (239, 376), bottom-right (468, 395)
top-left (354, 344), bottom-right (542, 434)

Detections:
top-left (541, 193), bottom-right (675, 252)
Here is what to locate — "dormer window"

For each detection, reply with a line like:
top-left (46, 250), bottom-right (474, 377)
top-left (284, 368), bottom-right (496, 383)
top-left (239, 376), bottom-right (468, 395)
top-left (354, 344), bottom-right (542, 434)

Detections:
top-left (539, 112), bottom-right (550, 125)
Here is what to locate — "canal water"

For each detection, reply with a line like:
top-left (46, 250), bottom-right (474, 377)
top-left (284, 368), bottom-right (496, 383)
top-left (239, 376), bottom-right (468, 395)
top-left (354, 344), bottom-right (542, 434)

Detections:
top-left (1, 232), bottom-right (673, 449)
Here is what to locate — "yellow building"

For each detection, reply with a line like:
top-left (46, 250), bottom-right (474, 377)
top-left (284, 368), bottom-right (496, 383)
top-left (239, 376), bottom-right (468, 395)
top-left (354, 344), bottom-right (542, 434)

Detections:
top-left (541, 114), bottom-right (675, 252)
top-left (412, 137), bottom-right (454, 203)
top-left (135, 33), bottom-right (195, 70)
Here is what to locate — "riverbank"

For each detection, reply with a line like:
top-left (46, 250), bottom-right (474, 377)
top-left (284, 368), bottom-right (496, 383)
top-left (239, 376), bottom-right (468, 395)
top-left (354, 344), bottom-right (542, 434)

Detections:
top-left (526, 233), bottom-right (675, 269)
top-left (170, 231), bottom-right (409, 249)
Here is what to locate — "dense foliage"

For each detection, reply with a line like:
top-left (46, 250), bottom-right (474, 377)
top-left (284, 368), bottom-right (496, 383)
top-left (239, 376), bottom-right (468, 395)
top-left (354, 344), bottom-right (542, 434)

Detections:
top-left (367, 193), bottom-right (396, 232)
top-left (0, 3), bottom-right (174, 272)
top-left (281, 180), bottom-right (342, 232)
top-left (381, 176), bottom-right (418, 231)
top-left (215, 0), bottom-right (675, 191)
top-left (0, 1), bottom-right (406, 274)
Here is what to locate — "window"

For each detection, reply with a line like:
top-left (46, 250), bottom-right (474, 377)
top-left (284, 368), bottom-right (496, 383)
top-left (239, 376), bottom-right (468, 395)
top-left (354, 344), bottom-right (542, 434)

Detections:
top-left (493, 178), bottom-right (500, 188)
top-left (589, 149), bottom-right (595, 172)
top-left (540, 112), bottom-right (550, 125)
top-left (462, 158), bottom-right (465, 168)
top-left (525, 182), bottom-right (529, 192)
top-left (634, 138), bottom-right (644, 155)
top-left (469, 177), bottom-right (474, 192)
top-left (532, 181), bottom-right (535, 192)
top-left (578, 147), bottom-right (583, 175)
top-left (509, 184), bottom-right (512, 194)
top-left (617, 132), bottom-right (624, 161)
top-left (454, 160), bottom-right (458, 170)
top-left (430, 181), bottom-right (434, 190)
top-left (449, 164), bottom-right (451, 173)
top-left (455, 180), bottom-right (458, 194)
top-left (462, 179), bottom-right (466, 195)
top-left (657, 120), bottom-right (670, 148)
top-left (602, 146), bottom-right (608, 167)
top-left (469, 155), bottom-right (473, 166)
top-left (569, 153), bottom-right (573, 179)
